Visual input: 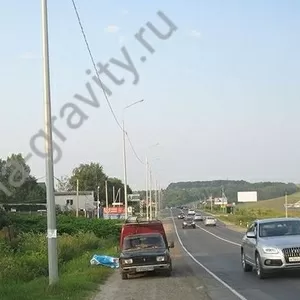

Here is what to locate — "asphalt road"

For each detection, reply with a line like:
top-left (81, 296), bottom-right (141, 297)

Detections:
top-left (174, 209), bottom-right (300, 300)
top-left (95, 209), bottom-right (300, 300)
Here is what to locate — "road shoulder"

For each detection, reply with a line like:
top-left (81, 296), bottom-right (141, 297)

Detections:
top-left (92, 216), bottom-right (212, 300)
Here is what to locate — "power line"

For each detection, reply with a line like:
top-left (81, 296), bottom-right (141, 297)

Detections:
top-left (71, 0), bottom-right (122, 131)
top-left (126, 132), bottom-right (145, 165)
top-left (71, 0), bottom-right (145, 165)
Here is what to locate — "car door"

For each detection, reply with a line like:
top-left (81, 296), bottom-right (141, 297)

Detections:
top-left (245, 222), bottom-right (257, 264)
top-left (243, 222), bottom-right (256, 263)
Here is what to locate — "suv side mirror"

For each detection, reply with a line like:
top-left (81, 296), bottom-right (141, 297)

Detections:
top-left (168, 241), bottom-right (174, 248)
top-left (246, 232), bottom-right (256, 238)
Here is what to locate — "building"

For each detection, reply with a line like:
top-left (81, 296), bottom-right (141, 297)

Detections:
top-left (54, 191), bottom-right (95, 212)
top-left (213, 197), bottom-right (228, 206)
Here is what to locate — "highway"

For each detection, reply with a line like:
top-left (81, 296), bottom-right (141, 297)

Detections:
top-left (173, 208), bottom-right (300, 300)
top-left (97, 209), bottom-right (300, 300)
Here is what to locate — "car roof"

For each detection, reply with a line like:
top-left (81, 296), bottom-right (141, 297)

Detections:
top-left (124, 232), bottom-right (162, 239)
top-left (255, 217), bottom-right (300, 224)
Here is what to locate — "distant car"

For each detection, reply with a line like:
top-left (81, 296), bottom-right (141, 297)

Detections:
top-left (177, 213), bottom-right (185, 219)
top-left (204, 216), bottom-right (217, 226)
top-left (241, 217), bottom-right (300, 279)
top-left (187, 209), bottom-right (195, 216)
top-left (182, 216), bottom-right (196, 229)
top-left (193, 214), bottom-right (203, 221)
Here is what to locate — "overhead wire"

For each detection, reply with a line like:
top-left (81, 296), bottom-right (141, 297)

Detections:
top-left (71, 0), bottom-right (145, 165)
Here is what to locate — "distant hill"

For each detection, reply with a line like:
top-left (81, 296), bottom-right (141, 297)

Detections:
top-left (164, 180), bottom-right (298, 206)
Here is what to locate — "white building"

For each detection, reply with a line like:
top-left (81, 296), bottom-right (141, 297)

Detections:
top-left (213, 197), bottom-right (228, 206)
top-left (54, 191), bottom-right (95, 212)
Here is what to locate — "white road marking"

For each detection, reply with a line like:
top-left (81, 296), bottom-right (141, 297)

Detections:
top-left (170, 210), bottom-right (248, 300)
top-left (196, 224), bottom-right (241, 247)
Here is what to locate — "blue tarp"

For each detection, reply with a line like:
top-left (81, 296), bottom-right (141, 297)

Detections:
top-left (90, 255), bottom-right (119, 269)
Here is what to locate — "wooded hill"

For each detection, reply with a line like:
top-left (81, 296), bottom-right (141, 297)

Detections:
top-left (164, 180), bottom-right (298, 207)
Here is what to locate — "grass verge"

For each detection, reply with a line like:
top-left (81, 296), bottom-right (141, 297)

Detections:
top-left (0, 232), bottom-right (118, 300)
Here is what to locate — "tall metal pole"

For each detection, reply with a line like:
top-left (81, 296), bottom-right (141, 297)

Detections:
top-left (122, 120), bottom-right (128, 219)
top-left (97, 185), bottom-right (100, 218)
top-left (285, 190), bottom-right (288, 218)
top-left (149, 169), bottom-right (153, 220)
top-left (105, 180), bottom-right (108, 209)
top-left (155, 180), bottom-right (158, 219)
top-left (41, 0), bottom-right (58, 285)
top-left (76, 179), bottom-right (79, 217)
top-left (146, 156), bottom-right (149, 220)
top-left (113, 186), bottom-right (115, 203)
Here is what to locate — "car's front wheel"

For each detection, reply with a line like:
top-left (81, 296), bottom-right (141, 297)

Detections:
top-left (241, 250), bottom-right (252, 272)
top-left (121, 272), bottom-right (128, 280)
top-left (255, 253), bottom-right (267, 279)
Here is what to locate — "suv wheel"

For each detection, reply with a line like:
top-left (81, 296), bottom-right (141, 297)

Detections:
top-left (121, 272), bottom-right (128, 280)
top-left (241, 251), bottom-right (252, 272)
top-left (255, 253), bottom-right (267, 279)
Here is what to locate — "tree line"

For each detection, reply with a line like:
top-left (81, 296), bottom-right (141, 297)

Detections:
top-left (164, 180), bottom-right (299, 206)
top-left (0, 153), bottom-right (132, 206)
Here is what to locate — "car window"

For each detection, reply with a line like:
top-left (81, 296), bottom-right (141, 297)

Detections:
top-left (123, 235), bottom-right (165, 250)
top-left (247, 222), bottom-right (257, 234)
top-left (259, 220), bottom-right (300, 237)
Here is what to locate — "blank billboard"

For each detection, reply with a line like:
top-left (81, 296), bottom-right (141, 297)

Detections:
top-left (237, 191), bottom-right (257, 202)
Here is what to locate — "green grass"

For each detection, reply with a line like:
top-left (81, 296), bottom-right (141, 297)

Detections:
top-left (0, 249), bottom-right (116, 300)
top-left (0, 231), bottom-right (119, 300)
top-left (237, 191), bottom-right (300, 213)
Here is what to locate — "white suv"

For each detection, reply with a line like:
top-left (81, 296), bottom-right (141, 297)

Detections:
top-left (188, 209), bottom-right (195, 215)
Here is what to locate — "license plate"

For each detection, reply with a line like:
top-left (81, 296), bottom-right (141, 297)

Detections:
top-left (288, 257), bottom-right (300, 262)
top-left (136, 266), bottom-right (154, 272)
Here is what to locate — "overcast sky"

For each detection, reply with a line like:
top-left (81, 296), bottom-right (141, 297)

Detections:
top-left (1, 0), bottom-right (300, 190)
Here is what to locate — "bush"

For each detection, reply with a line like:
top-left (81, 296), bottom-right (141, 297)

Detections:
top-left (0, 231), bottom-right (116, 283)
top-left (7, 214), bottom-right (122, 241)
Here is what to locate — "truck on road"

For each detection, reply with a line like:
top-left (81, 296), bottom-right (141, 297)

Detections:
top-left (119, 217), bottom-right (174, 280)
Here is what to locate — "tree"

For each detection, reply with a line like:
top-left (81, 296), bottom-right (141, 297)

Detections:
top-left (68, 162), bottom-right (132, 204)
top-left (56, 175), bottom-right (72, 192)
top-left (0, 153), bottom-right (46, 204)
top-left (107, 177), bottom-right (132, 204)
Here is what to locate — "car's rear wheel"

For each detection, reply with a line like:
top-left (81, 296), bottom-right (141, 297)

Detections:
top-left (241, 251), bottom-right (252, 272)
top-left (255, 253), bottom-right (267, 279)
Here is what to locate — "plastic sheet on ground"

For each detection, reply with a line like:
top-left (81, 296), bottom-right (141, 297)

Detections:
top-left (90, 254), bottom-right (119, 268)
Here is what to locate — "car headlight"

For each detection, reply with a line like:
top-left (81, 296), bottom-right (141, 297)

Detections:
top-left (123, 259), bottom-right (133, 264)
top-left (262, 247), bottom-right (279, 254)
top-left (183, 222), bottom-right (187, 225)
top-left (156, 256), bottom-right (165, 262)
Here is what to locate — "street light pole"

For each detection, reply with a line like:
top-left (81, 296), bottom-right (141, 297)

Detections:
top-left (97, 185), bottom-right (100, 218)
top-left (149, 168), bottom-right (153, 220)
top-left (122, 119), bottom-right (128, 220)
top-left (122, 99), bottom-right (144, 220)
top-left (145, 156), bottom-right (149, 220)
top-left (41, 0), bottom-right (58, 285)
top-left (285, 190), bottom-right (288, 218)
top-left (155, 180), bottom-right (158, 218)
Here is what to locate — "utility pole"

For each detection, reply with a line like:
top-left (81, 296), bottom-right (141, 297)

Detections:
top-left (105, 180), bottom-right (108, 210)
top-left (97, 185), bottom-right (100, 218)
top-left (122, 120), bottom-right (128, 219)
top-left (41, 0), bottom-right (58, 285)
top-left (155, 180), bottom-right (158, 219)
top-left (76, 179), bottom-right (79, 217)
top-left (149, 169), bottom-right (153, 220)
top-left (113, 186), bottom-right (115, 203)
top-left (285, 190), bottom-right (288, 218)
top-left (145, 156), bottom-right (149, 220)
top-left (210, 194), bottom-right (213, 211)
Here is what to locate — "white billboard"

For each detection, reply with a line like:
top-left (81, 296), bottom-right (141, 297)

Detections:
top-left (237, 191), bottom-right (257, 203)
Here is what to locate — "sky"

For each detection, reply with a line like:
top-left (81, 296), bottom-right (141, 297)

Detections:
top-left (0, 0), bottom-right (300, 190)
